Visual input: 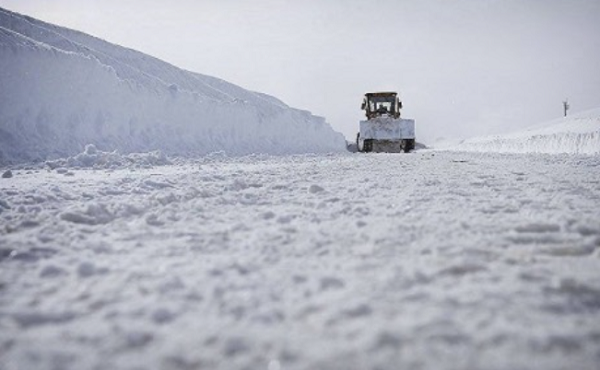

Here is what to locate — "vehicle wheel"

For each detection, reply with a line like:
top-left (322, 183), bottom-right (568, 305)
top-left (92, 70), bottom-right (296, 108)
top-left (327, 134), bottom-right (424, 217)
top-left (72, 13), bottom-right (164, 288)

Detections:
top-left (404, 139), bottom-right (415, 153)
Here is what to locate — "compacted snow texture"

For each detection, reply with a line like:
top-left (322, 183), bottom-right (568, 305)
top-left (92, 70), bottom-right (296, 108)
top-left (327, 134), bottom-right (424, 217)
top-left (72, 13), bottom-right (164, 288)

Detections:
top-left (441, 108), bottom-right (600, 155)
top-left (1, 151), bottom-right (599, 370)
top-left (0, 7), bottom-right (345, 165)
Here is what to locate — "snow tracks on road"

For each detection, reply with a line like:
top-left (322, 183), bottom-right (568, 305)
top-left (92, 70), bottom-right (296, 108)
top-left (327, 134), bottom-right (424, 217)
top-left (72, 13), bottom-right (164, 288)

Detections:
top-left (1, 152), bottom-right (600, 370)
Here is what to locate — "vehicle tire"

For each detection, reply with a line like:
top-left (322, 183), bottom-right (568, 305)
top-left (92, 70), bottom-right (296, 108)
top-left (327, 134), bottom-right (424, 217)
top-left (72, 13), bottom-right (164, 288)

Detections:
top-left (404, 139), bottom-right (415, 153)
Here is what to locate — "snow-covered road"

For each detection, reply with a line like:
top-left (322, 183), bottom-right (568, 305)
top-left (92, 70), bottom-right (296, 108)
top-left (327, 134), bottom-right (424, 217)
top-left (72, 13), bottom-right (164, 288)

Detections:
top-left (1, 152), bottom-right (600, 370)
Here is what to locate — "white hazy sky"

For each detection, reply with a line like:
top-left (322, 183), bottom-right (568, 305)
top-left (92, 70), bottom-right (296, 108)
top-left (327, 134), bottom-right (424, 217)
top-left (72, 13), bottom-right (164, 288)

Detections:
top-left (1, 0), bottom-right (599, 143)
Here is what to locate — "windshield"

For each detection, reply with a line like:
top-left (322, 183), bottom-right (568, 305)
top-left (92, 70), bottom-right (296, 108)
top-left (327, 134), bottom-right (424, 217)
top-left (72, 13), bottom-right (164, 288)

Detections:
top-left (368, 96), bottom-right (395, 113)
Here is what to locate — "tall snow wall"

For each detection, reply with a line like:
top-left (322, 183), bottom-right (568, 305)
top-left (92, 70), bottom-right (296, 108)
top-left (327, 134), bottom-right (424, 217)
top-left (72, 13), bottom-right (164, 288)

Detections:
top-left (0, 8), bottom-right (346, 165)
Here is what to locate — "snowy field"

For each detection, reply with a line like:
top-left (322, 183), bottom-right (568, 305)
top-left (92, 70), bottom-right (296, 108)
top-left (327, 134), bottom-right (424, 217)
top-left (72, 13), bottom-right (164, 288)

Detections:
top-left (1, 151), bottom-right (599, 370)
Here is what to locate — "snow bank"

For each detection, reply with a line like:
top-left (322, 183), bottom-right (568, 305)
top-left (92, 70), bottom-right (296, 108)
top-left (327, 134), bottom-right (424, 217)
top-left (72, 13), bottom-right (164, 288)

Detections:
top-left (0, 8), bottom-right (346, 165)
top-left (440, 108), bottom-right (600, 154)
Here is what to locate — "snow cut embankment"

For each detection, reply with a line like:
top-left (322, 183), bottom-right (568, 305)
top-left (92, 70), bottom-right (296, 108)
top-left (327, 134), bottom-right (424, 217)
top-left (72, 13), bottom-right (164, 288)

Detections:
top-left (0, 8), bottom-right (346, 165)
top-left (441, 108), bottom-right (600, 155)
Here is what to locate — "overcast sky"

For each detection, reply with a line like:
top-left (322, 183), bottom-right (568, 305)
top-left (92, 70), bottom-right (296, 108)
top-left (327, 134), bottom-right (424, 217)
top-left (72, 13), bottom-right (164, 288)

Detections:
top-left (1, 0), bottom-right (599, 143)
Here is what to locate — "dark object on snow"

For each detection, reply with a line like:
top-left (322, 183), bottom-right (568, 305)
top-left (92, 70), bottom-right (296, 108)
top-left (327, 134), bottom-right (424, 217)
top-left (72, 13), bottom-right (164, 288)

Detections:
top-left (2, 170), bottom-right (12, 178)
top-left (357, 91), bottom-right (416, 153)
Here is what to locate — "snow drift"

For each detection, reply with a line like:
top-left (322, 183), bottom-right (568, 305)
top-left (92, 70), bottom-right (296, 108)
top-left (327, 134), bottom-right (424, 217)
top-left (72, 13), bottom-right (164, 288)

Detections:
top-left (0, 8), bottom-right (346, 165)
top-left (440, 108), bottom-right (600, 155)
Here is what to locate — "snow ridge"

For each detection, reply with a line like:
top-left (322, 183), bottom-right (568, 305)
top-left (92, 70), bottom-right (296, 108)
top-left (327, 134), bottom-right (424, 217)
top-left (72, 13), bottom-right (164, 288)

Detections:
top-left (0, 7), bottom-right (346, 165)
top-left (442, 108), bottom-right (600, 155)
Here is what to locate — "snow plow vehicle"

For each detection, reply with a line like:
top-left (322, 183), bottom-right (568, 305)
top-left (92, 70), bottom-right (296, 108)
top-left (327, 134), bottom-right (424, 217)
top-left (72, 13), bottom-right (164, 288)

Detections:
top-left (356, 92), bottom-right (415, 153)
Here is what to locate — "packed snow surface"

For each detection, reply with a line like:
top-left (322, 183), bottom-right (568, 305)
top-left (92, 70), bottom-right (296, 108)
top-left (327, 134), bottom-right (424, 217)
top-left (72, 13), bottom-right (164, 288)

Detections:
top-left (440, 108), bottom-right (600, 154)
top-left (0, 7), bottom-right (345, 165)
top-left (2, 151), bottom-right (600, 370)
